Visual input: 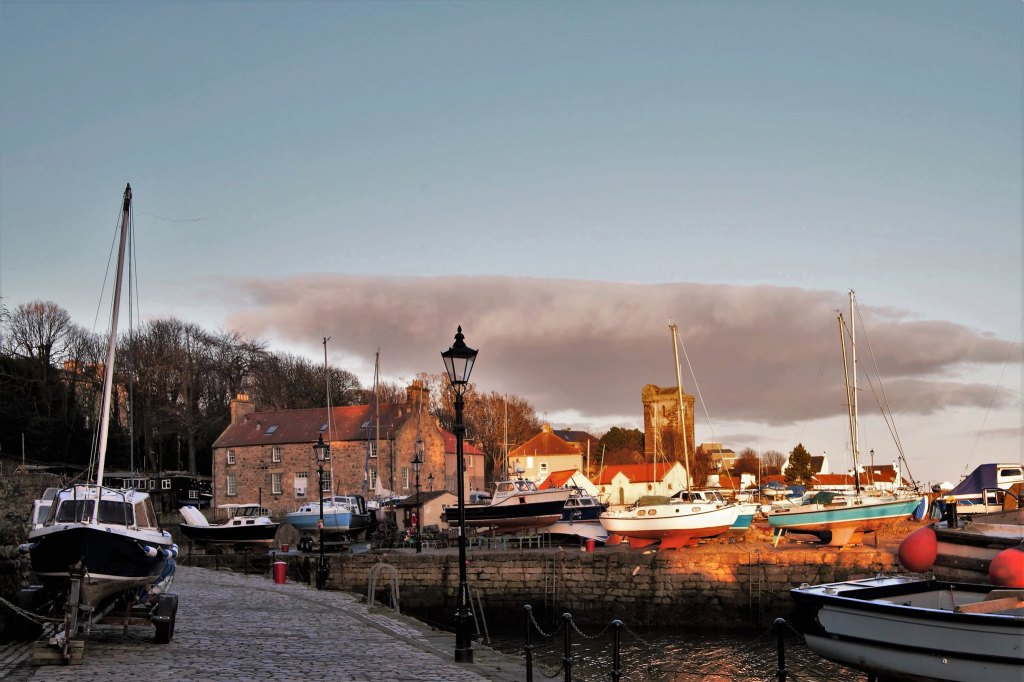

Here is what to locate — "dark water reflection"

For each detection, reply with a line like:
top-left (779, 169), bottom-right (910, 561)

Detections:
top-left (487, 624), bottom-right (859, 682)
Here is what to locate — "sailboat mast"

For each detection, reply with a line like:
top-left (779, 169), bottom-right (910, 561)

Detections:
top-left (324, 336), bottom-right (333, 493)
top-left (95, 184), bottom-right (132, 489)
top-left (670, 324), bottom-right (692, 494)
top-left (839, 313), bottom-right (860, 495)
top-left (849, 290), bottom-right (862, 493)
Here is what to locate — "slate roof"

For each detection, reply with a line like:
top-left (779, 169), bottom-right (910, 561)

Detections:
top-left (213, 403), bottom-right (409, 448)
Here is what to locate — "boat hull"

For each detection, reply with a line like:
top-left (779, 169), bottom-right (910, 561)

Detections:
top-left (767, 497), bottom-right (920, 545)
top-left (285, 510), bottom-right (370, 536)
top-left (932, 508), bottom-right (1024, 582)
top-left (29, 525), bottom-right (171, 609)
top-left (792, 576), bottom-right (1024, 682)
top-left (179, 523), bottom-right (280, 546)
top-left (600, 503), bottom-right (740, 549)
top-left (447, 498), bottom-right (567, 530)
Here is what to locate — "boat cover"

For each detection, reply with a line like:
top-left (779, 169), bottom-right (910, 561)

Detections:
top-left (179, 505), bottom-right (209, 527)
top-left (951, 465), bottom-right (998, 496)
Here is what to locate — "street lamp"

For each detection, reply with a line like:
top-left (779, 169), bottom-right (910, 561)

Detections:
top-left (412, 439), bottom-right (424, 554)
top-left (313, 433), bottom-right (330, 590)
top-left (441, 325), bottom-right (478, 663)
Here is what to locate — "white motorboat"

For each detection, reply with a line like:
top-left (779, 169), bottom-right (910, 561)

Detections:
top-left (444, 478), bottom-right (572, 531)
top-left (179, 504), bottom-right (280, 546)
top-left (791, 575), bottom-right (1024, 682)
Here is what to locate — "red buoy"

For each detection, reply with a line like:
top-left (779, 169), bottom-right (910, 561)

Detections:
top-left (897, 525), bottom-right (937, 572)
top-left (989, 547), bottom-right (1024, 588)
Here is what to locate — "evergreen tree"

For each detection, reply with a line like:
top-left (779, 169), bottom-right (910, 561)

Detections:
top-left (784, 442), bottom-right (814, 486)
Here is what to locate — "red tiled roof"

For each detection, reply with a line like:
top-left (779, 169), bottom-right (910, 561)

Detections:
top-left (593, 462), bottom-right (677, 485)
top-left (509, 430), bottom-right (580, 457)
top-left (441, 430), bottom-right (485, 456)
top-left (539, 470), bottom-right (576, 489)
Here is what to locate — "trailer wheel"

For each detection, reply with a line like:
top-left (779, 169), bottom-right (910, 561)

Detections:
top-left (153, 594), bottom-right (178, 644)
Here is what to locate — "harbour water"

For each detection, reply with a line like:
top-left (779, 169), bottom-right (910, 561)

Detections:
top-left (486, 624), bottom-right (856, 682)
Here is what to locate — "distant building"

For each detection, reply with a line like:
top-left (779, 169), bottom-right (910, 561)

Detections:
top-left (210, 383), bottom-right (485, 517)
top-left (592, 461), bottom-right (688, 507)
top-left (642, 384), bottom-right (695, 465)
top-left (509, 423), bottom-right (598, 482)
top-left (698, 442), bottom-right (737, 472)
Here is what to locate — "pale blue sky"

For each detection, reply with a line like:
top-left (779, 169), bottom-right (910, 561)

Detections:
top-left (1, 1), bottom-right (1020, 483)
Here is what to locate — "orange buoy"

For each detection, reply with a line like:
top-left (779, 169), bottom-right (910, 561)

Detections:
top-left (897, 525), bottom-right (937, 572)
top-left (989, 547), bottom-right (1024, 588)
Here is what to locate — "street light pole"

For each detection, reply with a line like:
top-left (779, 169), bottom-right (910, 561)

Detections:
top-left (413, 439), bottom-right (423, 554)
top-left (441, 326), bottom-right (478, 664)
top-left (313, 434), bottom-right (330, 590)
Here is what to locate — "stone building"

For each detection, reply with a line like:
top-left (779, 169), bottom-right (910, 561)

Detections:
top-left (641, 384), bottom-right (695, 465)
top-left (211, 382), bottom-right (485, 517)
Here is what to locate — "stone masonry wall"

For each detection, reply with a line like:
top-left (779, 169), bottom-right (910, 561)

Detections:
top-left (326, 543), bottom-right (901, 630)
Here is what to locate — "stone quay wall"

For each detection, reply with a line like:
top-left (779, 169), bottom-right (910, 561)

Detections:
top-left (327, 541), bottom-right (902, 630)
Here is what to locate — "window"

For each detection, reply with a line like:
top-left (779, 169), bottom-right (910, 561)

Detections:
top-left (402, 467), bottom-right (410, 489)
top-left (295, 473), bottom-right (308, 498)
top-left (369, 468), bottom-right (378, 490)
top-left (148, 479), bottom-right (156, 490)
top-left (264, 425), bottom-right (278, 435)
top-left (227, 450), bottom-right (236, 465)
top-left (134, 478), bottom-right (146, 489)
top-left (161, 479), bottom-right (172, 490)
top-left (539, 462), bottom-right (548, 474)
top-left (188, 489), bottom-right (198, 499)
top-left (368, 441), bottom-right (378, 459)
top-left (321, 471), bottom-right (332, 493)
top-left (271, 447), bottom-right (281, 463)
top-left (272, 473), bottom-right (282, 495)
top-left (226, 474), bottom-right (237, 496)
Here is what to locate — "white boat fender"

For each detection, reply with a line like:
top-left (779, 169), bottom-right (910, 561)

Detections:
top-left (17, 543), bottom-right (33, 554)
top-left (162, 543), bottom-right (179, 559)
top-left (139, 543), bottom-right (161, 558)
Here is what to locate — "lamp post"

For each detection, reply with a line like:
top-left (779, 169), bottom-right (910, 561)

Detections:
top-left (441, 325), bottom-right (478, 663)
top-left (412, 439), bottom-right (424, 553)
top-left (313, 433), bottom-right (330, 590)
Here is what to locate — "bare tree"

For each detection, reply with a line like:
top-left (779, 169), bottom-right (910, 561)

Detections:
top-left (734, 447), bottom-right (760, 475)
top-left (762, 449), bottom-right (786, 476)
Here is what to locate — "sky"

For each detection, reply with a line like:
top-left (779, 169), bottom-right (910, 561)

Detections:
top-left (1, 1), bottom-right (1020, 486)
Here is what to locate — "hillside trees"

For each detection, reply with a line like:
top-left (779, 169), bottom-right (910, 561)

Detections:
top-left (598, 427), bottom-right (644, 466)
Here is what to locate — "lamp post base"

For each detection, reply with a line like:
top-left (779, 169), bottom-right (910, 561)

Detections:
top-left (454, 608), bottom-right (474, 663)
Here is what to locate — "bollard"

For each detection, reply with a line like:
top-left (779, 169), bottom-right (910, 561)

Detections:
top-left (611, 619), bottom-right (623, 682)
top-left (524, 605), bottom-right (534, 682)
top-left (774, 617), bottom-right (787, 681)
top-left (562, 612), bottom-right (573, 682)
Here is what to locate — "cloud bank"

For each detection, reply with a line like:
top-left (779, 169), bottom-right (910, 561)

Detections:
top-left (223, 275), bottom-right (1019, 429)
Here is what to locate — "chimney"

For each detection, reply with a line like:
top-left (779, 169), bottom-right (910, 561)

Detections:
top-left (230, 394), bottom-right (255, 425)
top-left (405, 381), bottom-right (429, 412)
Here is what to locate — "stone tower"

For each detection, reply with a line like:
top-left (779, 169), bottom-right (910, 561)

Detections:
top-left (642, 384), bottom-right (695, 464)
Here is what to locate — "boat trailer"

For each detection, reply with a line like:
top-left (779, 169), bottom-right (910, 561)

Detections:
top-left (13, 568), bottom-right (178, 664)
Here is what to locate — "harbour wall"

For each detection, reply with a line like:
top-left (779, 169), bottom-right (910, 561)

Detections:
top-left (325, 539), bottom-right (903, 629)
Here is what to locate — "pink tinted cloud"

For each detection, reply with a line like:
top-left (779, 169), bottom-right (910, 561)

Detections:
top-left (226, 275), bottom-right (1019, 426)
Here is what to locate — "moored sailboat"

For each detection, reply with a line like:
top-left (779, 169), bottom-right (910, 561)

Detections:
top-left (767, 292), bottom-right (919, 546)
top-left (22, 185), bottom-right (178, 652)
top-left (599, 324), bottom-right (741, 549)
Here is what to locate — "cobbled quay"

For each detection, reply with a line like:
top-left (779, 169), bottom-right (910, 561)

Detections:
top-left (0, 566), bottom-right (526, 681)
